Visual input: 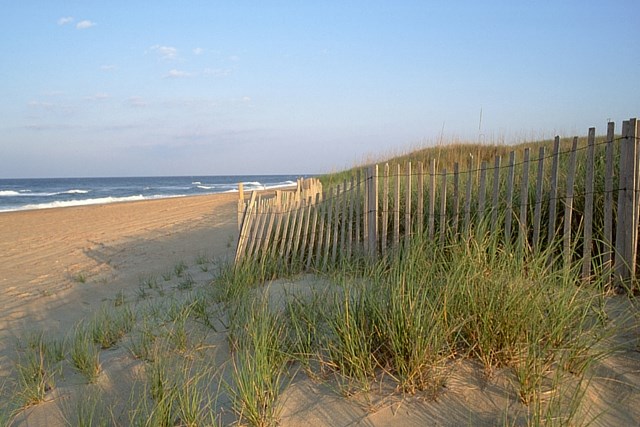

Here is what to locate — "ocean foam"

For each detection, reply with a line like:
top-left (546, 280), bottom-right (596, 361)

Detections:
top-left (0, 195), bottom-right (178, 212)
top-left (0, 190), bottom-right (21, 196)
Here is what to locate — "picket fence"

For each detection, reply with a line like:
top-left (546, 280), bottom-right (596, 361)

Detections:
top-left (235, 118), bottom-right (639, 286)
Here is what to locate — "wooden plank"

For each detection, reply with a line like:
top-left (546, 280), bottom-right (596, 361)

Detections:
top-left (452, 162), bottom-right (460, 237)
top-left (237, 182), bottom-right (245, 230)
top-left (581, 128), bottom-right (596, 280)
top-left (417, 161), bottom-right (424, 237)
top-left (306, 194), bottom-right (321, 270)
top-left (299, 196), bottom-right (313, 264)
top-left (278, 198), bottom-right (293, 258)
top-left (478, 161), bottom-right (487, 224)
top-left (347, 177), bottom-right (355, 260)
top-left (532, 146), bottom-right (545, 250)
top-left (340, 180), bottom-right (349, 261)
top-left (519, 148), bottom-right (530, 247)
top-left (394, 163), bottom-right (401, 247)
top-left (439, 168), bottom-right (448, 245)
top-left (292, 199), bottom-right (307, 264)
top-left (429, 159), bottom-right (436, 239)
top-left (322, 189), bottom-right (335, 269)
top-left (313, 193), bottom-right (327, 269)
top-left (381, 163), bottom-right (389, 257)
top-left (632, 118), bottom-right (640, 283)
top-left (259, 200), bottom-right (277, 259)
top-left (405, 161), bottom-right (412, 248)
top-left (563, 137), bottom-right (579, 268)
top-left (247, 198), bottom-right (267, 259)
top-left (368, 165), bottom-right (379, 258)
top-left (603, 122), bottom-right (615, 284)
top-left (331, 185), bottom-right (342, 264)
top-left (270, 197), bottom-right (285, 257)
top-left (491, 156), bottom-right (501, 236)
top-left (504, 151), bottom-right (516, 243)
top-left (464, 156), bottom-right (473, 236)
top-left (547, 137), bottom-right (561, 251)
top-left (235, 191), bottom-right (257, 263)
top-left (355, 170), bottom-right (362, 250)
top-left (363, 169), bottom-right (369, 254)
top-left (284, 198), bottom-right (299, 261)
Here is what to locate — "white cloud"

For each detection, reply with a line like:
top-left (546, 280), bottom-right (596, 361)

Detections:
top-left (85, 92), bottom-right (110, 101)
top-left (57, 16), bottom-right (74, 25)
top-left (151, 45), bottom-right (178, 60)
top-left (76, 20), bottom-right (96, 30)
top-left (242, 96), bottom-right (251, 102)
top-left (127, 96), bottom-right (147, 107)
top-left (193, 47), bottom-right (204, 55)
top-left (164, 69), bottom-right (191, 79)
top-left (203, 68), bottom-right (232, 77)
top-left (229, 55), bottom-right (240, 62)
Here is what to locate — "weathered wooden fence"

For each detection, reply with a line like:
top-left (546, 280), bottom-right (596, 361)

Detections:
top-left (235, 118), bottom-right (640, 286)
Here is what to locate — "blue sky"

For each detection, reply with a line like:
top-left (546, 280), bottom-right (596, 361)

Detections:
top-left (1, 1), bottom-right (638, 178)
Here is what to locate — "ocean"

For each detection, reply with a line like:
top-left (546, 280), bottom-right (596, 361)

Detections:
top-left (0, 175), bottom-right (306, 212)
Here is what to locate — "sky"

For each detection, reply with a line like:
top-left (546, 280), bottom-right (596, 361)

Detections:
top-left (1, 1), bottom-right (639, 178)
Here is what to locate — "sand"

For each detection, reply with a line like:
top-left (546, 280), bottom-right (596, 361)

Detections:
top-left (1, 194), bottom-right (639, 426)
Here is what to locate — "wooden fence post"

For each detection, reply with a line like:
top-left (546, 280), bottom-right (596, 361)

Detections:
top-left (603, 122), bottom-right (615, 285)
top-left (368, 165), bottom-right (379, 259)
top-left (405, 162), bottom-right (412, 248)
top-left (615, 119), bottom-right (638, 286)
top-left (547, 137), bottom-right (561, 253)
top-left (394, 164), bottom-right (401, 247)
top-left (464, 156), bottom-right (473, 236)
top-left (504, 151), bottom-right (516, 243)
top-left (519, 148), bottom-right (530, 247)
top-left (381, 164), bottom-right (389, 257)
top-left (563, 137), bottom-right (579, 268)
top-left (439, 168), bottom-right (448, 245)
top-left (532, 147), bottom-right (545, 250)
top-left (237, 182), bottom-right (244, 230)
top-left (235, 191), bottom-right (257, 263)
top-left (429, 159), bottom-right (436, 239)
top-left (581, 128), bottom-right (596, 280)
top-left (491, 156), bottom-right (501, 236)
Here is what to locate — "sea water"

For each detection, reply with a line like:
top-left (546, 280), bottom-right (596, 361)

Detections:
top-left (0, 175), bottom-right (305, 212)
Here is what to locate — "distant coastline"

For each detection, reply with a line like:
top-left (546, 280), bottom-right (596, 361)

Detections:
top-left (0, 175), bottom-right (305, 212)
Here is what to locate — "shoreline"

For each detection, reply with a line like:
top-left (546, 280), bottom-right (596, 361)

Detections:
top-left (0, 192), bottom-right (239, 357)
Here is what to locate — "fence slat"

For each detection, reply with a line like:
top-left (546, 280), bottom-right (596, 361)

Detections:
top-left (504, 151), bottom-right (516, 243)
top-left (381, 163), bottom-right (389, 257)
top-left (340, 180), bottom-right (349, 261)
top-left (347, 177), bottom-right (355, 259)
top-left (581, 128), bottom-right (596, 280)
top-left (519, 148), bottom-right (530, 247)
top-left (547, 137), bottom-right (561, 254)
top-left (532, 146), bottom-right (545, 250)
top-left (439, 168), bottom-right (447, 245)
top-left (322, 190), bottom-right (335, 269)
top-left (314, 193), bottom-right (327, 269)
top-left (405, 162), bottom-right (412, 248)
top-left (368, 165), bottom-right (379, 258)
top-left (491, 156), bottom-right (501, 235)
top-left (235, 191), bottom-right (257, 263)
top-left (478, 161), bottom-right (487, 225)
top-left (394, 163), bottom-right (401, 248)
top-left (417, 161), bottom-right (424, 236)
top-left (563, 137), bottom-right (579, 268)
top-left (306, 194), bottom-right (320, 270)
top-left (464, 157), bottom-right (473, 236)
top-left (603, 122), bottom-right (615, 285)
top-left (331, 186), bottom-right (342, 264)
top-left (453, 163), bottom-right (460, 237)
top-left (429, 159), bottom-right (436, 239)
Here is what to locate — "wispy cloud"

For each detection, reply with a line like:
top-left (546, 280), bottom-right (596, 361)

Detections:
top-left (151, 45), bottom-right (178, 60)
top-left (127, 96), bottom-right (147, 107)
top-left (164, 69), bottom-right (191, 79)
top-left (100, 65), bottom-right (117, 71)
top-left (57, 16), bottom-right (74, 26)
top-left (85, 92), bottom-right (110, 101)
top-left (193, 47), bottom-right (204, 55)
top-left (76, 20), bottom-right (96, 30)
top-left (203, 68), bottom-right (232, 77)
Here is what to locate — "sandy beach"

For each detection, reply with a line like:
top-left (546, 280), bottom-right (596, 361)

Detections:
top-left (1, 193), bottom-right (639, 426)
top-left (0, 194), bottom-right (238, 371)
